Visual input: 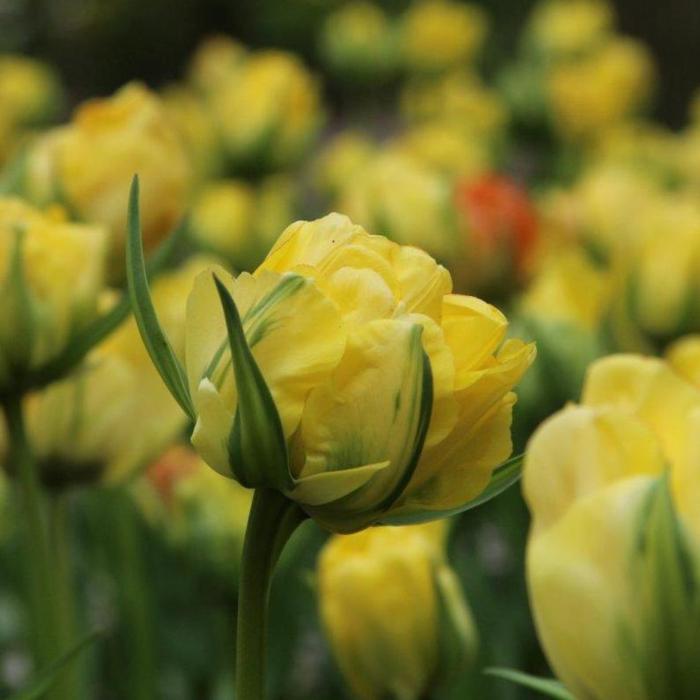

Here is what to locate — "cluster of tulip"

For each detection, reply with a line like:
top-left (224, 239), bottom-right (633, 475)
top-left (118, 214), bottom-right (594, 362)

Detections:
top-left (0, 0), bottom-right (698, 699)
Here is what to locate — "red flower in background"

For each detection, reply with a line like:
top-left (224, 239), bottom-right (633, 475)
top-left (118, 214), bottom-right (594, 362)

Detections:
top-left (455, 173), bottom-right (539, 281)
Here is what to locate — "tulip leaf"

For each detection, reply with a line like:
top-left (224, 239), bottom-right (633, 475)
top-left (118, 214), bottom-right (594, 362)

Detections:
top-left (212, 275), bottom-right (292, 491)
top-left (382, 453), bottom-right (523, 526)
top-left (9, 630), bottom-right (100, 700)
top-left (126, 175), bottom-right (195, 420)
top-left (485, 668), bottom-right (574, 699)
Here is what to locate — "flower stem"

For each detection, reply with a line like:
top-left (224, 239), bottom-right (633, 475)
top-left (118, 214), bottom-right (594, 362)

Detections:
top-left (236, 488), bottom-right (306, 700)
top-left (48, 493), bottom-right (82, 698)
top-left (1, 395), bottom-right (63, 696)
top-left (108, 487), bottom-right (157, 700)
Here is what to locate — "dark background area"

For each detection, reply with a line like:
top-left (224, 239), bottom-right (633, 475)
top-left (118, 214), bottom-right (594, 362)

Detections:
top-left (1, 0), bottom-right (699, 127)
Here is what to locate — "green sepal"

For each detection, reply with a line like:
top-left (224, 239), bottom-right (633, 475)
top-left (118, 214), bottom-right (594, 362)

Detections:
top-left (125, 175), bottom-right (195, 420)
top-left (484, 668), bottom-right (574, 699)
top-left (622, 474), bottom-right (700, 698)
top-left (9, 629), bottom-right (100, 700)
top-left (212, 275), bottom-right (292, 491)
top-left (381, 453), bottom-right (523, 526)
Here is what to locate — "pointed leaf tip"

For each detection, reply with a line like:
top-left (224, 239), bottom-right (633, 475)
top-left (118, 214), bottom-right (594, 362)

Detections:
top-left (126, 174), bottom-right (195, 419)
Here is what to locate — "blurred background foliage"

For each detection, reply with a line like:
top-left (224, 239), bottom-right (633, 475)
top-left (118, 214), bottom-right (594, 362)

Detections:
top-left (1, 0), bottom-right (698, 126)
top-left (0, 1), bottom-right (699, 699)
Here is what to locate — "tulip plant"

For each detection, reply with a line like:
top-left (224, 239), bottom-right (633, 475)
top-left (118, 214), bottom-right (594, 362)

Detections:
top-left (126, 176), bottom-right (534, 699)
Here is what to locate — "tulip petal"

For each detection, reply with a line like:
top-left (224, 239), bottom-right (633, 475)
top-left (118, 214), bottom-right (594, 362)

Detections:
top-left (292, 461), bottom-right (390, 507)
top-left (582, 355), bottom-right (700, 472)
top-left (190, 378), bottom-right (233, 477)
top-left (297, 318), bottom-right (432, 531)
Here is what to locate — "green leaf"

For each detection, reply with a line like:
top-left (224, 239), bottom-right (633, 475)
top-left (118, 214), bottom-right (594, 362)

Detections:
top-left (485, 668), bottom-right (574, 699)
top-left (125, 175), bottom-right (195, 419)
top-left (9, 630), bottom-right (100, 700)
top-left (382, 453), bottom-right (523, 526)
top-left (213, 275), bottom-right (292, 491)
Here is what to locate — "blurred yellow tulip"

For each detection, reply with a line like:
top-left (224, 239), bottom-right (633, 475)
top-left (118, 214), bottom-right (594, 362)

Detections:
top-left (209, 50), bottom-right (324, 172)
top-left (338, 151), bottom-right (459, 263)
top-left (399, 0), bottom-right (487, 74)
top-left (319, 523), bottom-right (477, 700)
top-left (191, 176), bottom-right (297, 272)
top-left (319, 1), bottom-right (398, 83)
top-left (312, 131), bottom-right (377, 199)
top-left (547, 38), bottom-right (655, 141)
top-left (0, 54), bottom-right (64, 126)
top-left (24, 83), bottom-right (191, 277)
top-left (525, 0), bottom-right (613, 58)
top-left (524, 354), bottom-right (700, 699)
top-left (0, 197), bottom-right (107, 390)
top-left (182, 213), bottom-right (534, 532)
top-left (0, 257), bottom-right (210, 487)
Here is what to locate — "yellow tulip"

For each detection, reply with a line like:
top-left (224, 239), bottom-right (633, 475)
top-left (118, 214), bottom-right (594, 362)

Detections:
top-left (182, 213), bottom-right (534, 532)
top-left (191, 177), bottom-right (297, 272)
top-left (526, 0), bottom-right (613, 58)
top-left (161, 85), bottom-right (223, 184)
top-left (137, 446), bottom-right (252, 578)
top-left (390, 123), bottom-right (491, 180)
top-left (621, 192), bottom-right (700, 343)
top-left (319, 523), bottom-right (477, 700)
top-left (338, 152), bottom-right (459, 263)
top-left (0, 257), bottom-right (209, 487)
top-left (0, 54), bottom-right (64, 126)
top-left (187, 35), bottom-right (247, 94)
top-left (24, 83), bottom-right (191, 276)
top-left (667, 335), bottom-right (700, 387)
top-left (209, 50), bottom-right (324, 171)
top-left (399, 1), bottom-right (487, 74)
top-left (524, 354), bottom-right (700, 699)
top-left (0, 197), bottom-right (107, 390)
top-left (319, 1), bottom-right (398, 82)
top-left (547, 38), bottom-right (655, 141)
top-left (400, 71), bottom-right (507, 139)
top-left (312, 131), bottom-right (377, 199)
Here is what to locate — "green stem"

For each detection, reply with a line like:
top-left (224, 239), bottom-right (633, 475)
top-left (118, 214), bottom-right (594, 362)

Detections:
top-left (1, 396), bottom-right (63, 696)
top-left (108, 487), bottom-right (157, 700)
top-left (236, 489), bottom-right (306, 700)
top-left (48, 493), bottom-right (82, 698)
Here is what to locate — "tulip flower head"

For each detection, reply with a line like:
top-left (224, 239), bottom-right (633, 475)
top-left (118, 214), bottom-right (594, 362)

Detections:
top-left (129, 190), bottom-right (534, 533)
top-left (524, 354), bottom-right (700, 699)
top-left (0, 198), bottom-right (107, 392)
top-left (23, 83), bottom-right (190, 276)
top-left (0, 257), bottom-right (208, 488)
top-left (319, 523), bottom-right (477, 700)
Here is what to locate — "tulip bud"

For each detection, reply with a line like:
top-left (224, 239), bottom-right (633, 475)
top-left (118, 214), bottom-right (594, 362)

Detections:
top-left (319, 1), bottom-right (398, 85)
top-left (0, 257), bottom-right (209, 487)
top-left (453, 173), bottom-right (539, 297)
top-left (338, 152), bottom-right (460, 264)
top-left (511, 249), bottom-right (609, 440)
top-left (0, 197), bottom-right (107, 391)
top-left (130, 205), bottom-right (534, 532)
top-left (160, 85), bottom-right (223, 185)
top-left (399, 0), bottom-right (487, 75)
top-left (190, 177), bottom-right (296, 272)
top-left (23, 83), bottom-right (191, 278)
top-left (319, 523), bottom-right (477, 700)
top-left (206, 50), bottom-right (324, 173)
top-left (546, 38), bottom-right (655, 141)
top-left (0, 54), bottom-right (64, 127)
top-left (525, 0), bottom-right (613, 59)
top-left (524, 354), bottom-right (700, 699)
